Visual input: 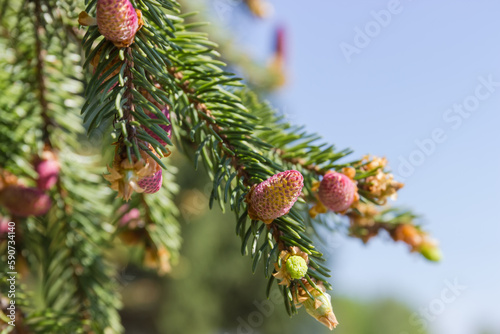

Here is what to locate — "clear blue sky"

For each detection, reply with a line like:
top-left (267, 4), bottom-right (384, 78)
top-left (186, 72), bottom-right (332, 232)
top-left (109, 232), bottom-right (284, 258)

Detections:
top-left (209, 1), bottom-right (500, 333)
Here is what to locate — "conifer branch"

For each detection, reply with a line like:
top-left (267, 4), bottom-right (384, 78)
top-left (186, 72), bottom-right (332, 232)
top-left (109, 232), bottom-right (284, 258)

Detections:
top-left (166, 67), bottom-right (251, 182)
top-left (34, 0), bottom-right (52, 147)
top-left (275, 148), bottom-right (325, 175)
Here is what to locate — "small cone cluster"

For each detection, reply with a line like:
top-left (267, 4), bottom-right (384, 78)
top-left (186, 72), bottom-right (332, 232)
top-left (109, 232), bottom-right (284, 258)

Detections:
top-left (294, 281), bottom-right (339, 330)
top-left (246, 170), bottom-right (304, 224)
top-left (79, 0), bottom-right (143, 48)
top-left (310, 169), bottom-right (358, 218)
top-left (273, 246), bottom-right (309, 286)
top-left (345, 201), bottom-right (381, 243)
top-left (0, 169), bottom-right (52, 217)
top-left (347, 201), bottom-right (379, 227)
top-left (104, 144), bottom-right (162, 201)
top-left (392, 224), bottom-right (442, 262)
top-left (356, 155), bottom-right (404, 205)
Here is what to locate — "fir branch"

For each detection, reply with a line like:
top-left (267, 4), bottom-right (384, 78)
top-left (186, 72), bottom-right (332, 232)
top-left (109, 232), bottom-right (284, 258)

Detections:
top-left (33, 0), bottom-right (50, 144)
top-left (274, 148), bottom-right (325, 176)
top-left (118, 47), bottom-right (140, 159)
top-left (166, 67), bottom-right (250, 182)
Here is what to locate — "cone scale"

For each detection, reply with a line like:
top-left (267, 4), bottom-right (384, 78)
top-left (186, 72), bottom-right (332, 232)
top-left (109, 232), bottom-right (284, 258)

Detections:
top-left (137, 169), bottom-right (162, 194)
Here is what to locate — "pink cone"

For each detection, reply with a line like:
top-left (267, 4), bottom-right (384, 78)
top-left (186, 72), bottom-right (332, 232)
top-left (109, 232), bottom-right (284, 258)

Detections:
top-left (97, 0), bottom-right (140, 47)
top-left (36, 158), bottom-right (60, 191)
top-left (248, 170), bottom-right (304, 223)
top-left (318, 171), bottom-right (357, 212)
top-left (118, 204), bottom-right (141, 226)
top-left (143, 108), bottom-right (171, 145)
top-left (137, 169), bottom-right (162, 194)
top-left (0, 217), bottom-right (9, 235)
top-left (0, 186), bottom-right (52, 217)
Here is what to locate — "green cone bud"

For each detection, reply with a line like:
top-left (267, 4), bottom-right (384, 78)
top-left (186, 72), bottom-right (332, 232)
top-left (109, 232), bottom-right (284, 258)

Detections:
top-left (285, 255), bottom-right (308, 279)
top-left (419, 243), bottom-right (442, 262)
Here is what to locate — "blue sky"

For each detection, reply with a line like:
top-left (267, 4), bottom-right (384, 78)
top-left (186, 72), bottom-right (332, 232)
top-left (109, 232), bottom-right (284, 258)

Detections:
top-left (209, 1), bottom-right (500, 333)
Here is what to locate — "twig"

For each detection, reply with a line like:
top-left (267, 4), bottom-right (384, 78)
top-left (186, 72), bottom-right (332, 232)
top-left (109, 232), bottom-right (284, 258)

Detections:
top-left (33, 0), bottom-right (52, 147)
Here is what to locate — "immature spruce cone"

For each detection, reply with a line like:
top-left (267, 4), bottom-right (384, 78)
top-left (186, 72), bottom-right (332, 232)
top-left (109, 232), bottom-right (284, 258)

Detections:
top-left (247, 170), bottom-right (303, 224)
top-left (0, 216), bottom-right (10, 236)
top-left (137, 169), bottom-right (162, 194)
top-left (318, 171), bottom-right (357, 213)
top-left (0, 186), bottom-right (51, 217)
top-left (295, 281), bottom-right (339, 330)
top-left (103, 144), bottom-right (161, 201)
top-left (273, 246), bottom-right (309, 286)
top-left (96, 0), bottom-right (142, 47)
top-left (118, 205), bottom-right (142, 227)
top-left (35, 151), bottom-right (60, 191)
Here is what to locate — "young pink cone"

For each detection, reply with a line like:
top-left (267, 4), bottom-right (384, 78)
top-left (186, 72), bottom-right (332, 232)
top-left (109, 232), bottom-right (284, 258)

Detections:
top-left (36, 153), bottom-right (60, 191)
top-left (0, 186), bottom-right (51, 217)
top-left (118, 204), bottom-right (141, 226)
top-left (317, 171), bottom-right (357, 213)
top-left (247, 170), bottom-right (304, 224)
top-left (0, 217), bottom-right (9, 236)
top-left (143, 108), bottom-right (172, 145)
top-left (104, 144), bottom-right (161, 201)
top-left (96, 0), bottom-right (142, 47)
top-left (137, 169), bottom-right (162, 194)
